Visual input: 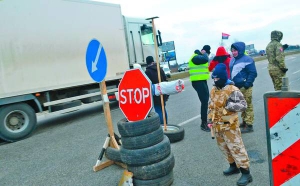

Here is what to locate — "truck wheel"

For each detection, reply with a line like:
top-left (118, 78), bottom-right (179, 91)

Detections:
top-left (133, 170), bottom-right (174, 186)
top-left (162, 124), bottom-right (185, 143)
top-left (120, 136), bottom-right (170, 166)
top-left (117, 112), bottom-right (160, 137)
top-left (0, 103), bottom-right (37, 142)
top-left (121, 127), bottom-right (164, 150)
top-left (128, 152), bottom-right (175, 180)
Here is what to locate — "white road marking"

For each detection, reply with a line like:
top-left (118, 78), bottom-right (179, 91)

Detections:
top-left (292, 70), bottom-right (300, 74)
top-left (178, 115), bottom-right (200, 126)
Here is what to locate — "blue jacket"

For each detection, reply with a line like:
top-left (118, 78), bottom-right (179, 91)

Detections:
top-left (229, 42), bottom-right (257, 88)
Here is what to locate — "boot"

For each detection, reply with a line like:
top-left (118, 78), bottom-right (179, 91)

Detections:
top-left (241, 124), bottom-right (253, 133)
top-left (201, 121), bottom-right (210, 132)
top-left (223, 162), bottom-right (240, 176)
top-left (237, 168), bottom-right (253, 186)
top-left (239, 121), bottom-right (246, 128)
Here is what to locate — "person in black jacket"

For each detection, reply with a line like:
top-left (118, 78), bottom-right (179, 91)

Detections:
top-left (145, 56), bottom-right (169, 124)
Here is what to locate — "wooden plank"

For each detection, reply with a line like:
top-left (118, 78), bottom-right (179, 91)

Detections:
top-left (93, 160), bottom-right (114, 172)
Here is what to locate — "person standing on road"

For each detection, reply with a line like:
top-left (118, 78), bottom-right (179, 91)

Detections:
top-left (188, 45), bottom-right (211, 132)
top-left (266, 30), bottom-right (288, 91)
top-left (208, 63), bottom-right (253, 186)
top-left (229, 42), bottom-right (257, 133)
top-left (209, 46), bottom-right (231, 78)
top-left (145, 56), bottom-right (169, 124)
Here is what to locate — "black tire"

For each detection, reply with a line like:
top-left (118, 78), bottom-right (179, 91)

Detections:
top-left (128, 152), bottom-right (175, 180)
top-left (105, 147), bottom-right (122, 163)
top-left (133, 170), bottom-right (174, 186)
top-left (162, 124), bottom-right (185, 143)
top-left (117, 112), bottom-right (160, 137)
top-left (120, 135), bottom-right (170, 166)
top-left (121, 127), bottom-right (164, 150)
top-left (0, 103), bottom-right (37, 142)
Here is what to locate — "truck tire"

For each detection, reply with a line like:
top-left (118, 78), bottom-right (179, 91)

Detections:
top-left (105, 147), bottom-right (123, 163)
top-left (120, 136), bottom-right (170, 166)
top-left (133, 170), bottom-right (174, 186)
top-left (0, 103), bottom-right (37, 142)
top-left (121, 127), bottom-right (164, 150)
top-left (162, 124), bottom-right (185, 143)
top-left (117, 112), bottom-right (160, 137)
top-left (128, 152), bottom-right (175, 180)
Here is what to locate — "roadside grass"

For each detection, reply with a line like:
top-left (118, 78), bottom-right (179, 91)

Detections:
top-left (168, 50), bottom-right (300, 81)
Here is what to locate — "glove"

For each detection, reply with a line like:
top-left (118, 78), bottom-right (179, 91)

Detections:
top-left (281, 68), bottom-right (288, 73)
top-left (282, 44), bottom-right (289, 51)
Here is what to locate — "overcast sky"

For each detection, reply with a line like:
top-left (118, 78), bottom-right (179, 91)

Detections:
top-left (95, 0), bottom-right (300, 64)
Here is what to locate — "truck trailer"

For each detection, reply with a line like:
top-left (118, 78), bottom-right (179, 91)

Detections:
top-left (0, 0), bottom-right (162, 142)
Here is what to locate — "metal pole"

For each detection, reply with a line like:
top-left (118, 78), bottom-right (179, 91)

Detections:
top-left (281, 77), bottom-right (289, 91)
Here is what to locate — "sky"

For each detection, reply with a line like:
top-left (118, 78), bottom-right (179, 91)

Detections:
top-left (94, 0), bottom-right (300, 64)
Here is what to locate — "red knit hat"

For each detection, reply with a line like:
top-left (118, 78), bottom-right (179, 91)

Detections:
top-left (215, 46), bottom-right (228, 56)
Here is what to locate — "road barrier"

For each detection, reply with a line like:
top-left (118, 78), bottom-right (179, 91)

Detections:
top-left (263, 77), bottom-right (300, 186)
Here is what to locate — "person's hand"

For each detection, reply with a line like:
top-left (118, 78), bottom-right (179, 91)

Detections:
top-left (281, 68), bottom-right (288, 73)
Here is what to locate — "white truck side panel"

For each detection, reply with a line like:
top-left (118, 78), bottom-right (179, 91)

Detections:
top-left (0, 0), bottom-right (129, 98)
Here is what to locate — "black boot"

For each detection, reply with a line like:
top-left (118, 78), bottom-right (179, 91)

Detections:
top-left (201, 121), bottom-right (210, 132)
top-left (237, 168), bottom-right (253, 186)
top-left (239, 121), bottom-right (246, 128)
top-left (241, 124), bottom-right (253, 133)
top-left (223, 162), bottom-right (240, 176)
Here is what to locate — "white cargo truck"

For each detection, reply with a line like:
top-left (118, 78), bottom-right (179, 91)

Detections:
top-left (0, 0), bottom-right (163, 142)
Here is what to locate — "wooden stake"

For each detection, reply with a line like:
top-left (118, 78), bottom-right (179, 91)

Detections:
top-left (147, 16), bottom-right (167, 131)
top-left (93, 80), bottom-right (122, 172)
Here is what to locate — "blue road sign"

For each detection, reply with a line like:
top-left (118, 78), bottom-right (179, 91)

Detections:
top-left (86, 39), bottom-right (107, 82)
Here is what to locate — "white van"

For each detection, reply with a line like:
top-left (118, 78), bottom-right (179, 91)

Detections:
top-left (160, 65), bottom-right (171, 78)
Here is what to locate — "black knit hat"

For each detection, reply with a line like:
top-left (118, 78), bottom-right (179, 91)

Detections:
top-left (194, 49), bottom-right (201, 55)
top-left (202, 45), bottom-right (211, 55)
top-left (146, 56), bottom-right (154, 65)
top-left (212, 63), bottom-right (228, 80)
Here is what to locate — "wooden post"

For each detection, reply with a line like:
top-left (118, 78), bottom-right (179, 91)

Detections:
top-left (147, 16), bottom-right (167, 131)
top-left (93, 80), bottom-right (126, 172)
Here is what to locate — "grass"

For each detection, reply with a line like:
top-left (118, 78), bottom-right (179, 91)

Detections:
top-left (168, 50), bottom-right (300, 81)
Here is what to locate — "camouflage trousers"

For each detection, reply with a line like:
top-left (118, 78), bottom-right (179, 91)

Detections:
top-left (269, 69), bottom-right (286, 91)
top-left (214, 121), bottom-right (250, 169)
top-left (240, 87), bottom-right (254, 125)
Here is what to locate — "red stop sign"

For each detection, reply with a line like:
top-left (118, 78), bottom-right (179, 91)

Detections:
top-left (118, 68), bottom-right (153, 122)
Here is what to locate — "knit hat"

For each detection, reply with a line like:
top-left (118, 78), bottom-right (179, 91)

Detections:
top-left (146, 56), bottom-right (154, 65)
top-left (212, 63), bottom-right (228, 80)
top-left (202, 45), bottom-right (211, 55)
top-left (231, 44), bottom-right (238, 51)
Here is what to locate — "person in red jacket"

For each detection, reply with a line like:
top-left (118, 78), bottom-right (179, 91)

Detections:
top-left (209, 46), bottom-right (231, 79)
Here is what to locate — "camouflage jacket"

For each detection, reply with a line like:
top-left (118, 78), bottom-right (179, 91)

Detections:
top-left (208, 84), bottom-right (247, 124)
top-left (266, 31), bottom-right (286, 70)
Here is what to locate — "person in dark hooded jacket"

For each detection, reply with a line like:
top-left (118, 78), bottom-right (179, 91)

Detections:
top-left (145, 56), bottom-right (169, 124)
top-left (229, 42), bottom-right (257, 133)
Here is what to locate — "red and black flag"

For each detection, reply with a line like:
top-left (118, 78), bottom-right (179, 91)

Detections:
top-left (222, 33), bottom-right (230, 39)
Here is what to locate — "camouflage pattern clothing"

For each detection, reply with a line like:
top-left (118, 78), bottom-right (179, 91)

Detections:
top-left (266, 30), bottom-right (287, 91)
top-left (240, 87), bottom-right (254, 125)
top-left (208, 84), bottom-right (250, 169)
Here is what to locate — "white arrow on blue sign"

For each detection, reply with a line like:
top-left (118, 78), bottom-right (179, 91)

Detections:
top-left (86, 39), bottom-right (107, 82)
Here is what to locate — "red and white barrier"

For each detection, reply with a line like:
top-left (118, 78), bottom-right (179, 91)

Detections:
top-left (265, 96), bottom-right (300, 186)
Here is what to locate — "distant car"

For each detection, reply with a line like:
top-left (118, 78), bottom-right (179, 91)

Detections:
top-left (178, 64), bottom-right (189, 72)
top-left (163, 67), bottom-right (171, 78)
top-left (259, 50), bottom-right (266, 56)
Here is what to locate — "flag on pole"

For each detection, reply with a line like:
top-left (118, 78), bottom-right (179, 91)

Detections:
top-left (222, 33), bottom-right (230, 39)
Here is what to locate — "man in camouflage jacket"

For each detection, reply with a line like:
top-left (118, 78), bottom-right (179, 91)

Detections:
top-left (208, 64), bottom-right (253, 186)
top-left (266, 30), bottom-right (288, 91)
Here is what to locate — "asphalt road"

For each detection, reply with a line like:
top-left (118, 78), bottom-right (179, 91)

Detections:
top-left (1, 54), bottom-right (300, 186)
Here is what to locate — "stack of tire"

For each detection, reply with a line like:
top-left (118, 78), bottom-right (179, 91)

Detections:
top-left (117, 112), bottom-right (175, 186)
